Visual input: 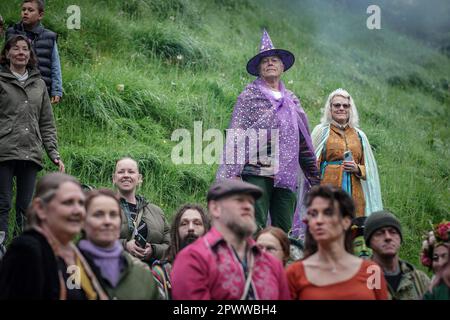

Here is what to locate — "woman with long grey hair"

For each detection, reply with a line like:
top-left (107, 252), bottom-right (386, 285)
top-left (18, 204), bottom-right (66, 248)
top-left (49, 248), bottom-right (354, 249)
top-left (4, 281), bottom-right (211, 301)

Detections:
top-left (311, 89), bottom-right (382, 217)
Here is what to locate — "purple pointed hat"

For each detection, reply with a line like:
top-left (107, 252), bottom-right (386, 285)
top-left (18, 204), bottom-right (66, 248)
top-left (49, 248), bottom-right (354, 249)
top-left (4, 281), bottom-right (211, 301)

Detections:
top-left (246, 29), bottom-right (295, 76)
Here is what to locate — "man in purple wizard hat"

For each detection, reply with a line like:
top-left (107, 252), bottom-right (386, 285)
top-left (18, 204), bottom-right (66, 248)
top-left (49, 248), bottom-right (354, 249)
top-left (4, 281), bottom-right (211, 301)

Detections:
top-left (216, 29), bottom-right (320, 240)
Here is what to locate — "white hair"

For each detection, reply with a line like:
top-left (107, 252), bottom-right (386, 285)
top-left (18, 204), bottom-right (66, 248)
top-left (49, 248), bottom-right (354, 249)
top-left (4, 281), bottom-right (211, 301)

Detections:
top-left (257, 55), bottom-right (285, 76)
top-left (320, 88), bottom-right (360, 128)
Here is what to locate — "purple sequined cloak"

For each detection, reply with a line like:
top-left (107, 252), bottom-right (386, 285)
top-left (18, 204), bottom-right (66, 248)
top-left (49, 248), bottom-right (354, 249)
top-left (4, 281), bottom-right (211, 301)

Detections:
top-left (216, 78), bottom-right (319, 239)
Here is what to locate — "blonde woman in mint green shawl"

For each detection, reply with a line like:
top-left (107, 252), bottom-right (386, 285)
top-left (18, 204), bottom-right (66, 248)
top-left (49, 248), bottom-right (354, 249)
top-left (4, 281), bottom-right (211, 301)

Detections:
top-left (311, 89), bottom-right (382, 216)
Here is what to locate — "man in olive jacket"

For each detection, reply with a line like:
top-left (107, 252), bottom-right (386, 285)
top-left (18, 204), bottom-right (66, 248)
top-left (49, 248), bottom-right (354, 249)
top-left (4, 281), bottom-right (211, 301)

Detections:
top-left (365, 210), bottom-right (431, 300)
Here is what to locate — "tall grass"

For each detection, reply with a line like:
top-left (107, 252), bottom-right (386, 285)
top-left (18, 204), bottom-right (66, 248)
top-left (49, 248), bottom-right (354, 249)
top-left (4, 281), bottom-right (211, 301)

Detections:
top-left (0, 0), bottom-right (448, 269)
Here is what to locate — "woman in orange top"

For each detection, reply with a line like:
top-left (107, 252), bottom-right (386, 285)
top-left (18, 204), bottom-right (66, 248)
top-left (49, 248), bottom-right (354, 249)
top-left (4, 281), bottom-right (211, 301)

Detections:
top-left (286, 185), bottom-right (388, 300)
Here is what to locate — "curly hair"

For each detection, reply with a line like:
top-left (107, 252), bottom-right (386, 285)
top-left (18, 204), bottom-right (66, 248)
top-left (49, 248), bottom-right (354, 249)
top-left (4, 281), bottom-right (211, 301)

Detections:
top-left (303, 185), bottom-right (355, 258)
top-left (166, 204), bottom-right (210, 262)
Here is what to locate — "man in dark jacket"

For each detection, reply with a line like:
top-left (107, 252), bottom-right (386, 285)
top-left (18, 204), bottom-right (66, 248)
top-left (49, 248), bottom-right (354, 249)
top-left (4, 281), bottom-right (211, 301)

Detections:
top-left (365, 210), bottom-right (431, 300)
top-left (6, 0), bottom-right (63, 103)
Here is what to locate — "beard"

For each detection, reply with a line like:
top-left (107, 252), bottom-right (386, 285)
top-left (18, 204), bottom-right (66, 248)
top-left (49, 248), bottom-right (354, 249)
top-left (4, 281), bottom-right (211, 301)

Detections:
top-left (226, 219), bottom-right (257, 240)
top-left (180, 232), bottom-right (200, 250)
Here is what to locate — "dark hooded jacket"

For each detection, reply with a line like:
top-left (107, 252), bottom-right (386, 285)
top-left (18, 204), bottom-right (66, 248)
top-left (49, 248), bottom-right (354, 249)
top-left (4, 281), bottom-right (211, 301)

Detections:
top-left (0, 65), bottom-right (59, 168)
top-left (119, 195), bottom-right (170, 261)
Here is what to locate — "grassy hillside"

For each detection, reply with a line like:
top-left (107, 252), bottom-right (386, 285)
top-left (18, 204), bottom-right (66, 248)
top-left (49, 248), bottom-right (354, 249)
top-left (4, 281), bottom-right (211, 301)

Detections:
top-left (1, 0), bottom-right (448, 268)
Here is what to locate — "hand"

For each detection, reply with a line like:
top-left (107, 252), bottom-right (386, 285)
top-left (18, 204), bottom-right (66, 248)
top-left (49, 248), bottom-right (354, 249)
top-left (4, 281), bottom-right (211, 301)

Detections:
top-left (343, 160), bottom-right (359, 174)
top-left (143, 243), bottom-right (153, 260)
top-left (54, 158), bottom-right (65, 173)
top-left (51, 96), bottom-right (61, 104)
top-left (125, 240), bottom-right (146, 259)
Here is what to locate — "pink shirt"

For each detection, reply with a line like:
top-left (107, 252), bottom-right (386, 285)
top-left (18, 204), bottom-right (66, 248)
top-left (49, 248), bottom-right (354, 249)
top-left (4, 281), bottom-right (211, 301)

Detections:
top-left (171, 227), bottom-right (291, 300)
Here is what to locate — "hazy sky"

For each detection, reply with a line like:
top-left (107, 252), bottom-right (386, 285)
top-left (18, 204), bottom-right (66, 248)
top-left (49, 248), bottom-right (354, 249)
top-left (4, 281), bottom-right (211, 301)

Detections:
top-left (333, 0), bottom-right (450, 45)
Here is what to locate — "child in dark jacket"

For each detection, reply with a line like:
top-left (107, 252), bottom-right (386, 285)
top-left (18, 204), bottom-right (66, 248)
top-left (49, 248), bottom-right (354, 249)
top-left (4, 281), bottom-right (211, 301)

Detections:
top-left (6, 0), bottom-right (63, 104)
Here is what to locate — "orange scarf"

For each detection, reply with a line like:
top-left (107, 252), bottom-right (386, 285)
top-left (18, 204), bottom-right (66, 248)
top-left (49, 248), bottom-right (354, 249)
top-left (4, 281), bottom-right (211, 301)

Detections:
top-left (33, 226), bottom-right (109, 300)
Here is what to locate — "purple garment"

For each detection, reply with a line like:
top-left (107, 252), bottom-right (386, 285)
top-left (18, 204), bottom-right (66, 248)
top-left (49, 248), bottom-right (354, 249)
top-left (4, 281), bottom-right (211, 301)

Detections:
top-left (216, 78), bottom-right (319, 238)
top-left (78, 240), bottom-right (123, 288)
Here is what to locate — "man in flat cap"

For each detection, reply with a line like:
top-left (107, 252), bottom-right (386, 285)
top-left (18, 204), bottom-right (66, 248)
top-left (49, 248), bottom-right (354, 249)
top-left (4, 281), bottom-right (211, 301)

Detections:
top-left (171, 179), bottom-right (291, 300)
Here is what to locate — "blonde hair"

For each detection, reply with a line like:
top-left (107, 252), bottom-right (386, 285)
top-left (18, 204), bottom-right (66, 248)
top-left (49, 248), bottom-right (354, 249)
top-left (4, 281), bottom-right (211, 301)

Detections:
top-left (320, 88), bottom-right (360, 128)
top-left (114, 157), bottom-right (140, 173)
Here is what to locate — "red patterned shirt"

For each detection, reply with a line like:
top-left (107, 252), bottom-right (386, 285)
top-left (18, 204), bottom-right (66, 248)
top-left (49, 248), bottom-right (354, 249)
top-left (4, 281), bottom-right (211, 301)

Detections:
top-left (171, 227), bottom-right (291, 300)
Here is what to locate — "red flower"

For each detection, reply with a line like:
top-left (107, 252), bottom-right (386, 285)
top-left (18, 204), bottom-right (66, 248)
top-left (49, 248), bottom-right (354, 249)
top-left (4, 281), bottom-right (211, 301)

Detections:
top-left (420, 252), bottom-right (432, 267)
top-left (436, 222), bottom-right (450, 241)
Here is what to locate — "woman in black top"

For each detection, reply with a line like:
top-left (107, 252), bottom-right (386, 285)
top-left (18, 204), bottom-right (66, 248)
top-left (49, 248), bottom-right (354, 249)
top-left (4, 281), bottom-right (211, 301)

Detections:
top-left (113, 157), bottom-right (170, 263)
top-left (0, 173), bottom-right (107, 300)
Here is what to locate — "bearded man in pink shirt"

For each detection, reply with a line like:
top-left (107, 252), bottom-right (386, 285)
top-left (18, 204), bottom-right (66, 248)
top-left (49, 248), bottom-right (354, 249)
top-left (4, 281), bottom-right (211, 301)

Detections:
top-left (171, 179), bottom-right (291, 300)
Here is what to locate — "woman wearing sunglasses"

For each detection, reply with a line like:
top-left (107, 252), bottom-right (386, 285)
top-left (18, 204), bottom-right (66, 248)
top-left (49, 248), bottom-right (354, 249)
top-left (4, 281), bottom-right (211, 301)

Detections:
top-left (311, 89), bottom-right (382, 217)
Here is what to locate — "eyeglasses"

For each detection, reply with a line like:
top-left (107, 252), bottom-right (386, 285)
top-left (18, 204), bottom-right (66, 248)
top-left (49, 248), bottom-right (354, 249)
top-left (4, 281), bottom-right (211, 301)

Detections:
top-left (332, 103), bottom-right (350, 109)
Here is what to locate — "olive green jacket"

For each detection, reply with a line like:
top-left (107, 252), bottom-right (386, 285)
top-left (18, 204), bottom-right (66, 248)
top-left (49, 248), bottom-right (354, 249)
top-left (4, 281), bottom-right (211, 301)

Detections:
top-left (112, 253), bottom-right (161, 300)
top-left (80, 248), bottom-right (161, 300)
top-left (387, 260), bottom-right (431, 300)
top-left (119, 195), bottom-right (170, 261)
top-left (0, 65), bottom-right (59, 168)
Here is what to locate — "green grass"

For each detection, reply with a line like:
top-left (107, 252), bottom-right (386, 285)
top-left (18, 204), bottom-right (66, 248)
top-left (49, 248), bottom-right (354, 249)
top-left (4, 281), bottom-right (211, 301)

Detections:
top-left (1, 0), bottom-right (449, 271)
